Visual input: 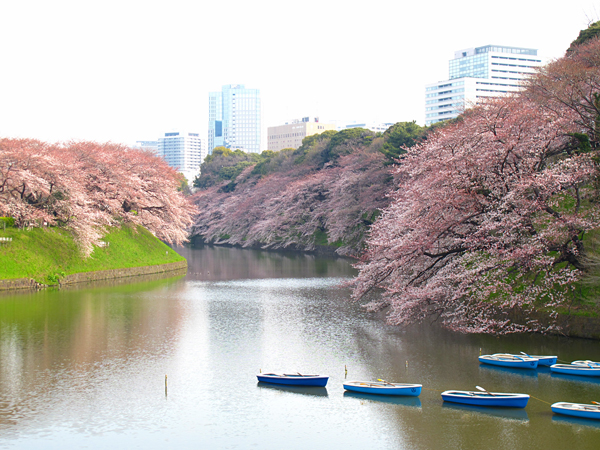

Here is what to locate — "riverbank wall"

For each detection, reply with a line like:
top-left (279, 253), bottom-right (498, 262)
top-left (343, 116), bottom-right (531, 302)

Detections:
top-left (515, 309), bottom-right (600, 340)
top-left (0, 260), bottom-right (188, 292)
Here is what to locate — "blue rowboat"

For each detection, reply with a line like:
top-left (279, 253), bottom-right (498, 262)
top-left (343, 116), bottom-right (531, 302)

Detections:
top-left (343, 380), bottom-right (422, 396)
top-left (550, 364), bottom-right (600, 377)
top-left (551, 402), bottom-right (600, 420)
top-left (572, 360), bottom-right (600, 367)
top-left (479, 354), bottom-right (538, 369)
top-left (508, 353), bottom-right (557, 366)
top-left (528, 355), bottom-right (557, 366)
top-left (441, 390), bottom-right (530, 408)
top-left (256, 373), bottom-right (329, 387)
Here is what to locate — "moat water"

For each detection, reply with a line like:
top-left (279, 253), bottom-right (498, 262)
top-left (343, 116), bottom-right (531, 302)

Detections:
top-left (1, 245), bottom-right (599, 449)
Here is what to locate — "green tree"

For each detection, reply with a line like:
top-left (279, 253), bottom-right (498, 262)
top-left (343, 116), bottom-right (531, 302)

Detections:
top-left (381, 121), bottom-right (427, 161)
top-left (567, 21), bottom-right (600, 53)
top-left (176, 173), bottom-right (191, 196)
top-left (194, 147), bottom-right (266, 190)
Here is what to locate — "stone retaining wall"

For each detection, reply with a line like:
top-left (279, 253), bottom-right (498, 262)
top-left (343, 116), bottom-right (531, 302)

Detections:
top-left (0, 260), bottom-right (188, 291)
top-left (0, 278), bottom-right (45, 291)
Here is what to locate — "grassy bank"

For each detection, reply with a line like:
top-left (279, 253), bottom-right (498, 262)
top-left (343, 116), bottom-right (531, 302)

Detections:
top-left (0, 224), bottom-right (185, 284)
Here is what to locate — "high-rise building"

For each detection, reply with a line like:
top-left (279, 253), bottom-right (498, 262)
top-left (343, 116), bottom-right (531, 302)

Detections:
top-left (425, 45), bottom-right (542, 126)
top-left (208, 84), bottom-right (261, 154)
top-left (267, 117), bottom-right (335, 151)
top-left (157, 131), bottom-right (206, 182)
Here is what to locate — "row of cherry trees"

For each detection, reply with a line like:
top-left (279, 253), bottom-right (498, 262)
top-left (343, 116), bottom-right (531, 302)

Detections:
top-left (0, 139), bottom-right (194, 255)
top-left (192, 133), bottom-right (395, 256)
top-left (351, 38), bottom-right (600, 334)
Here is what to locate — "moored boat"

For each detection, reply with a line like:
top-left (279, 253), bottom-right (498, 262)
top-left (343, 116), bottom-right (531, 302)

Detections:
top-left (256, 372), bottom-right (329, 387)
top-left (572, 360), bottom-right (600, 367)
top-left (550, 364), bottom-right (600, 377)
top-left (511, 352), bottom-right (557, 366)
top-left (551, 402), bottom-right (600, 420)
top-left (479, 354), bottom-right (538, 369)
top-left (441, 389), bottom-right (530, 408)
top-left (343, 380), bottom-right (422, 396)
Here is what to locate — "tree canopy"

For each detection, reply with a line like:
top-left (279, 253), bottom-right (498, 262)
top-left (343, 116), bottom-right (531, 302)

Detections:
top-left (191, 126), bottom-right (418, 256)
top-left (0, 139), bottom-right (194, 256)
top-left (351, 38), bottom-right (600, 334)
top-left (567, 21), bottom-right (600, 53)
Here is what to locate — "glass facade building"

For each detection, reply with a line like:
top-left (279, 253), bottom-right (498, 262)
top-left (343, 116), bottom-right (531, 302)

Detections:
top-left (208, 84), bottom-right (261, 154)
top-left (425, 45), bottom-right (542, 125)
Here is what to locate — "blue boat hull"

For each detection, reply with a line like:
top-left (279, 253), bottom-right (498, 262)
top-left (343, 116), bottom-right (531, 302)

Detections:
top-left (441, 391), bottom-right (530, 408)
top-left (531, 356), bottom-right (557, 366)
top-left (550, 364), bottom-right (600, 377)
top-left (257, 374), bottom-right (329, 387)
top-left (343, 382), bottom-right (421, 396)
top-left (479, 356), bottom-right (538, 369)
top-left (504, 354), bottom-right (557, 366)
top-left (552, 403), bottom-right (600, 420)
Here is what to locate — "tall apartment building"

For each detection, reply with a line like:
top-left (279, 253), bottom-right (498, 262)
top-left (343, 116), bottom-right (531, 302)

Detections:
top-left (157, 131), bottom-right (206, 182)
top-left (267, 117), bottom-right (335, 151)
top-left (208, 84), bottom-right (261, 154)
top-left (425, 45), bottom-right (542, 125)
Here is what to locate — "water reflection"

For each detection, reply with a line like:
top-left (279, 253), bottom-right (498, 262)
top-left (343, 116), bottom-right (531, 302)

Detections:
top-left (343, 391), bottom-right (422, 408)
top-left (1, 245), bottom-right (600, 449)
top-left (551, 414), bottom-right (600, 429)
top-left (180, 244), bottom-right (356, 281)
top-left (550, 373), bottom-right (600, 385)
top-left (256, 383), bottom-right (329, 397)
top-left (478, 364), bottom-right (539, 378)
top-left (441, 402), bottom-right (529, 422)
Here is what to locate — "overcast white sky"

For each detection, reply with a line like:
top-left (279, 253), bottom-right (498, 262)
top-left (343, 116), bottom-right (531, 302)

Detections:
top-left (0, 0), bottom-right (599, 147)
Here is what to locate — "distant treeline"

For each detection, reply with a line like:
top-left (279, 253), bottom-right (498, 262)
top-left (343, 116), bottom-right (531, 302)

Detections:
top-left (190, 121), bottom-right (440, 256)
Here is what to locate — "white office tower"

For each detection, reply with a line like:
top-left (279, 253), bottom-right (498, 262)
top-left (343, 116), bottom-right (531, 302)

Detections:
top-left (157, 131), bottom-right (206, 182)
top-left (425, 45), bottom-right (542, 126)
top-left (208, 84), bottom-right (261, 154)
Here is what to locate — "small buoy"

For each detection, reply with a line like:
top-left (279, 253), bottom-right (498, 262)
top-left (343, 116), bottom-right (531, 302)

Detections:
top-left (479, 348), bottom-right (482, 356)
top-left (260, 368), bottom-right (262, 373)
top-left (345, 365), bottom-right (347, 377)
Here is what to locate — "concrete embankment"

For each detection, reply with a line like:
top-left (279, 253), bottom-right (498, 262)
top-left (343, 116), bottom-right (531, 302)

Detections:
top-left (0, 260), bottom-right (187, 291)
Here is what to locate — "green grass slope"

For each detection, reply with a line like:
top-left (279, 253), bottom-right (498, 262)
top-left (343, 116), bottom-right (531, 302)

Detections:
top-left (0, 224), bottom-right (185, 283)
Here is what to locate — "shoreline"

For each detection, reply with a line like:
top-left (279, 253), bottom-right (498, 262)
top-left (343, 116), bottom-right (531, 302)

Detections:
top-left (0, 260), bottom-right (187, 292)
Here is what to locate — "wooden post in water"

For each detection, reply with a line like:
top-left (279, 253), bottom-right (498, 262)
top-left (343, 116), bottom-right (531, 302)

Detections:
top-left (345, 365), bottom-right (347, 378)
top-left (165, 374), bottom-right (168, 397)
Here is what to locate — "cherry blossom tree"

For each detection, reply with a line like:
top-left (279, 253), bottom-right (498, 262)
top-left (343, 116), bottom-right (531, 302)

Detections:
top-left (191, 143), bottom-right (393, 256)
top-left (351, 96), bottom-right (599, 334)
top-left (525, 37), bottom-right (600, 149)
top-left (0, 139), bottom-right (194, 256)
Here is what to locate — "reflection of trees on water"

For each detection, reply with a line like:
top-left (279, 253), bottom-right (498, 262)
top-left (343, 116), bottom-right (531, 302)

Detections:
top-left (0, 276), bottom-right (189, 430)
top-left (180, 245), bottom-right (356, 281)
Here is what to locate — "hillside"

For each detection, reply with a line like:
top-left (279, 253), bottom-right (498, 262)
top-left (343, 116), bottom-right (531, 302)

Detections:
top-left (0, 223), bottom-right (185, 284)
top-left (191, 123), bottom-right (429, 257)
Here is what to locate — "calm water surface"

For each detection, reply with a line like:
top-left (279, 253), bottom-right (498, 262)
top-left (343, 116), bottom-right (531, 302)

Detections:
top-left (1, 245), bottom-right (600, 449)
